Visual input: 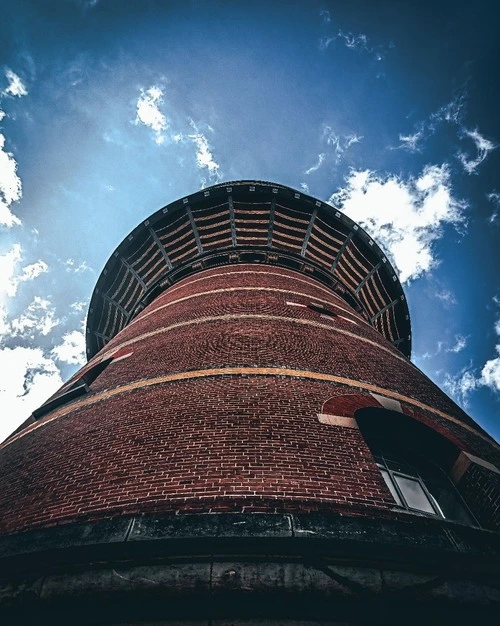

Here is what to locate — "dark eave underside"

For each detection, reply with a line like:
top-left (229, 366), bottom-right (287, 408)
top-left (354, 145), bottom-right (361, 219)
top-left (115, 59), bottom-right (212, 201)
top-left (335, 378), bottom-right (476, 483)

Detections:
top-left (86, 181), bottom-right (411, 359)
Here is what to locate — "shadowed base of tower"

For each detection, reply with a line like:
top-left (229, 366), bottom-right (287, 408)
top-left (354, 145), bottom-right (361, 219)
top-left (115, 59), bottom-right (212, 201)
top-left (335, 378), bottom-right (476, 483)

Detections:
top-left (1, 512), bottom-right (499, 625)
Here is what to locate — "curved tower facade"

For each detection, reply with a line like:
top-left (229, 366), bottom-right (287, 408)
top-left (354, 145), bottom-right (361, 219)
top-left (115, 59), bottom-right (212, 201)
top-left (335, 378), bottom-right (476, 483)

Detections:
top-left (1, 181), bottom-right (499, 625)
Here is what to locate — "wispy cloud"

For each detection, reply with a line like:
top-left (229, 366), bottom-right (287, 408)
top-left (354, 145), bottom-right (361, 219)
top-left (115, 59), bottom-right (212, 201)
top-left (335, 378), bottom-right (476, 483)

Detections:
top-left (188, 120), bottom-right (221, 185)
top-left (1, 69), bottom-right (27, 98)
top-left (457, 128), bottom-right (497, 174)
top-left (323, 127), bottom-right (363, 163)
top-left (64, 258), bottom-right (93, 273)
top-left (319, 29), bottom-right (389, 61)
top-left (487, 191), bottom-right (500, 224)
top-left (304, 153), bottom-right (326, 175)
top-left (447, 334), bottom-right (468, 353)
top-left (443, 306), bottom-right (500, 404)
top-left (395, 127), bottom-right (425, 153)
top-left (394, 91), bottom-right (496, 175)
top-left (435, 288), bottom-right (457, 306)
top-left (330, 163), bottom-right (467, 283)
top-left (135, 85), bottom-right (168, 144)
top-left (319, 9), bottom-right (331, 24)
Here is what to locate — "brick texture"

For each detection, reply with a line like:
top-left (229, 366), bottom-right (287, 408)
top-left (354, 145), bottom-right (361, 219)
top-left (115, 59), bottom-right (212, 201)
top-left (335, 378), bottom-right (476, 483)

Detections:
top-left (0, 265), bottom-right (498, 535)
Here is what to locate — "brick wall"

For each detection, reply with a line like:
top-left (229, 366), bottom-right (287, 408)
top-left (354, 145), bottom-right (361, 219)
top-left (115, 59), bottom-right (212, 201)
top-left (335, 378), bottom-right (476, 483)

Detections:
top-left (0, 265), bottom-right (498, 535)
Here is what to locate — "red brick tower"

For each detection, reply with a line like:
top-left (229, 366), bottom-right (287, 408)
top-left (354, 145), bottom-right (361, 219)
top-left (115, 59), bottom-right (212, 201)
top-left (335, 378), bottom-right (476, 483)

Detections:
top-left (1, 181), bottom-right (499, 625)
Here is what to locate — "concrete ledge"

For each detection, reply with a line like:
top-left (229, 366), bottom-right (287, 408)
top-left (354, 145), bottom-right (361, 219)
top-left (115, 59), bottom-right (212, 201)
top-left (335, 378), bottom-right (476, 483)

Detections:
top-left (0, 513), bottom-right (499, 625)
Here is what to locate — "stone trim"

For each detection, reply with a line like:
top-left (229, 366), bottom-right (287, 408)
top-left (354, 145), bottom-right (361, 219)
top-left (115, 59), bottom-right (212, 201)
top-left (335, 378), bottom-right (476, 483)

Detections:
top-left (451, 451), bottom-right (500, 484)
top-left (3, 367), bottom-right (496, 450)
top-left (317, 414), bottom-right (358, 428)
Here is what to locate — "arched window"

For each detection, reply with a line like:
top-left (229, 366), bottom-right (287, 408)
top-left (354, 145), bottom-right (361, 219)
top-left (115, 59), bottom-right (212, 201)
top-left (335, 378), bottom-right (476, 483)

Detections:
top-left (356, 407), bottom-right (478, 526)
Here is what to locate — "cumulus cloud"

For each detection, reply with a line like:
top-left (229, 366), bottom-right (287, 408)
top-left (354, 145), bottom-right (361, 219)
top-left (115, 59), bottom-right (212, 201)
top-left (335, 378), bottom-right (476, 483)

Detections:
top-left (2, 69), bottom-right (28, 98)
top-left (0, 244), bottom-right (49, 300)
top-left (0, 134), bottom-right (23, 227)
top-left (457, 128), bottom-right (497, 174)
top-left (330, 164), bottom-right (466, 283)
top-left (188, 120), bottom-right (221, 184)
top-left (135, 85), bottom-right (168, 144)
top-left (0, 346), bottom-right (63, 443)
top-left (8, 297), bottom-right (60, 339)
top-left (51, 328), bottom-right (86, 365)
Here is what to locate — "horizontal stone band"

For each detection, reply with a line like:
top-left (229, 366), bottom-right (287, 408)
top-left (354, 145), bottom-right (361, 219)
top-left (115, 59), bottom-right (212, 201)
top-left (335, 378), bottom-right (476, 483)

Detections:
top-left (3, 366), bottom-right (496, 450)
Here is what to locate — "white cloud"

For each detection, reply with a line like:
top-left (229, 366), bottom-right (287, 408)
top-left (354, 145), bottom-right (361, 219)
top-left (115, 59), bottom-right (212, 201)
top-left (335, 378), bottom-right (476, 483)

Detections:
top-left (135, 85), bottom-right (168, 144)
top-left (51, 329), bottom-right (86, 365)
top-left (9, 296), bottom-right (60, 339)
top-left (188, 120), bottom-right (220, 181)
top-left (65, 258), bottom-right (92, 273)
top-left (70, 300), bottom-right (87, 313)
top-left (443, 367), bottom-right (479, 405)
top-left (20, 260), bottom-right (49, 281)
top-left (435, 288), bottom-right (457, 306)
top-left (322, 127), bottom-right (363, 164)
top-left (431, 93), bottom-right (467, 126)
top-left (0, 243), bottom-right (23, 298)
top-left (320, 30), bottom-right (387, 61)
top-left (444, 311), bottom-right (500, 404)
top-left (487, 191), bottom-right (500, 224)
top-left (457, 128), bottom-right (497, 174)
top-left (304, 153), bottom-right (326, 175)
top-left (396, 129), bottom-right (424, 153)
top-left (0, 346), bottom-right (63, 443)
top-left (330, 164), bottom-right (466, 283)
top-left (0, 244), bottom-right (49, 300)
top-left (2, 69), bottom-right (28, 98)
top-left (447, 334), bottom-right (468, 353)
top-left (0, 134), bottom-right (22, 227)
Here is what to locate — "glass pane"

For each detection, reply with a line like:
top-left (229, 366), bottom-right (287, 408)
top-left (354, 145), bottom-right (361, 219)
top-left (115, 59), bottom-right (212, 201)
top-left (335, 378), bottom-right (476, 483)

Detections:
top-left (379, 469), bottom-right (403, 506)
top-left (394, 474), bottom-right (436, 514)
top-left (426, 481), bottom-right (475, 525)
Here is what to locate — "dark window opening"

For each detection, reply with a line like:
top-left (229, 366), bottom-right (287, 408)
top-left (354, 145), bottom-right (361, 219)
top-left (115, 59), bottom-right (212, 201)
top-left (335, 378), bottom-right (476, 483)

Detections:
top-left (356, 407), bottom-right (478, 526)
top-left (308, 303), bottom-right (336, 318)
top-left (32, 357), bottom-right (114, 420)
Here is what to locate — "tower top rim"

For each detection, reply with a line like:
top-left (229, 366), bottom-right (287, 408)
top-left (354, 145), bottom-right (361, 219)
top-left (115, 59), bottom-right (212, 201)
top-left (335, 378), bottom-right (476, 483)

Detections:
top-left (86, 180), bottom-right (411, 359)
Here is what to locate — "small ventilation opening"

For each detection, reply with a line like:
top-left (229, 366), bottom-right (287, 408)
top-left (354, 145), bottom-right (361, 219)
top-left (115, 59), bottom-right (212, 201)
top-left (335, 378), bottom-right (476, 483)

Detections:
top-left (32, 357), bottom-right (114, 420)
top-left (308, 303), bottom-right (336, 318)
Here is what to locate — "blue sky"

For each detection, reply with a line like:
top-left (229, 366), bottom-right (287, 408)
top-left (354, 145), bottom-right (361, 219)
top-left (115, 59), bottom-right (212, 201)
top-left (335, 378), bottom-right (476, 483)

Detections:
top-left (0, 0), bottom-right (499, 442)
